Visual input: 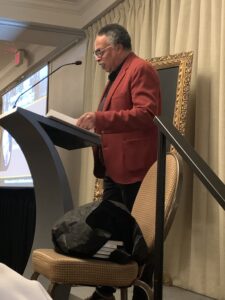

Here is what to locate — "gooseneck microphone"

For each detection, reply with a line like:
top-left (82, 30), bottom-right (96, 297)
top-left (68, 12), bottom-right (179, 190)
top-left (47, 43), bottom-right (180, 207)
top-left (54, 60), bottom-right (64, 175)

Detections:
top-left (13, 60), bottom-right (82, 108)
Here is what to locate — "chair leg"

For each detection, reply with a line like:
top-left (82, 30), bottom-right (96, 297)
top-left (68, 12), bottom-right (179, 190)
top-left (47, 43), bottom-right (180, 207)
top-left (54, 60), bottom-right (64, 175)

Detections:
top-left (48, 283), bottom-right (71, 300)
top-left (30, 272), bottom-right (40, 280)
top-left (134, 279), bottom-right (153, 300)
top-left (120, 288), bottom-right (128, 300)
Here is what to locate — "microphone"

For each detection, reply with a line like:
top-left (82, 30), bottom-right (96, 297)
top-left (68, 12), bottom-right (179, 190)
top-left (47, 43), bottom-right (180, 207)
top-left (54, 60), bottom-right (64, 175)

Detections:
top-left (13, 60), bottom-right (82, 108)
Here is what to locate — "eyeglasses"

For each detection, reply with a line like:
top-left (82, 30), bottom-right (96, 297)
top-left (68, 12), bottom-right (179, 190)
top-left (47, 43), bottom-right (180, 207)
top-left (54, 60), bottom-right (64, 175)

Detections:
top-left (93, 45), bottom-right (112, 58)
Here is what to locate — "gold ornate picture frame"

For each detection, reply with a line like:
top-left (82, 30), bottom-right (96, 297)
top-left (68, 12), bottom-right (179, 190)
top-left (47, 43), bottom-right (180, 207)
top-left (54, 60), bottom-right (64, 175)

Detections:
top-left (148, 51), bottom-right (193, 136)
top-left (94, 51), bottom-right (194, 201)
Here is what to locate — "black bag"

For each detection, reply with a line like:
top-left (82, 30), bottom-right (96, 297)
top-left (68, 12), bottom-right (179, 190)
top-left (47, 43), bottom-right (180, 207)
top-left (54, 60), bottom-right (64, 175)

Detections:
top-left (52, 200), bottom-right (148, 265)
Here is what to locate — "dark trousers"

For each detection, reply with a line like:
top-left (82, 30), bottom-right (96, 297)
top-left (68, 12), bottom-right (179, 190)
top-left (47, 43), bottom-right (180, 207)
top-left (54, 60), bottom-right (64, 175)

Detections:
top-left (97, 176), bottom-right (147, 298)
top-left (102, 176), bottom-right (141, 211)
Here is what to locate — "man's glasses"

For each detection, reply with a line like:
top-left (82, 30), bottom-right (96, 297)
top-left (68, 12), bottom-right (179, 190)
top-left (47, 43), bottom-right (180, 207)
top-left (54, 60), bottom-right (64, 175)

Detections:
top-left (93, 45), bottom-right (112, 58)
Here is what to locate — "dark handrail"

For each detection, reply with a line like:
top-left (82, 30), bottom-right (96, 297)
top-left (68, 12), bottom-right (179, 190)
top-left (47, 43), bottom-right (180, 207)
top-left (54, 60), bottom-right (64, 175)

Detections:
top-left (153, 115), bottom-right (225, 300)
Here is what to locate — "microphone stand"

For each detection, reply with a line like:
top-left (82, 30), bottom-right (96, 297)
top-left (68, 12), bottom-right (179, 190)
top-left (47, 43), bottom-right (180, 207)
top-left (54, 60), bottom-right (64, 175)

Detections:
top-left (13, 61), bottom-right (82, 108)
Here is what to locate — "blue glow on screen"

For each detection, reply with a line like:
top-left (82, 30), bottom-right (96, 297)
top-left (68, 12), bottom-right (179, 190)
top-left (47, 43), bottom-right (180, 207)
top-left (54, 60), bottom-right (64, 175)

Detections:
top-left (0, 65), bottom-right (48, 187)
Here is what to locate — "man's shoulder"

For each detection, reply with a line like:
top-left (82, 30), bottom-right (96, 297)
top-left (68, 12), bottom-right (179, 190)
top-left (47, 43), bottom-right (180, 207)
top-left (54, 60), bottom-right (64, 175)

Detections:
top-left (126, 53), bottom-right (157, 73)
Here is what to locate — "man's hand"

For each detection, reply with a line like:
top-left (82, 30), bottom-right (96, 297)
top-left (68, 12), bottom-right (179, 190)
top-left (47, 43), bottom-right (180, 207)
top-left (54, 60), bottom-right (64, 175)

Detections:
top-left (76, 112), bottom-right (96, 130)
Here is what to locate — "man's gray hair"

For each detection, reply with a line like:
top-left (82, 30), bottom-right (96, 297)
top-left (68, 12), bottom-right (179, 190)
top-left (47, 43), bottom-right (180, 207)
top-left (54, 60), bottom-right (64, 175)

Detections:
top-left (98, 24), bottom-right (132, 50)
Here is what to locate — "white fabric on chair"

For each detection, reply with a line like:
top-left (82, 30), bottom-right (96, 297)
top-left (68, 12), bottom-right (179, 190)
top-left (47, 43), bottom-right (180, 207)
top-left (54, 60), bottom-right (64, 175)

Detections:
top-left (0, 263), bottom-right (52, 300)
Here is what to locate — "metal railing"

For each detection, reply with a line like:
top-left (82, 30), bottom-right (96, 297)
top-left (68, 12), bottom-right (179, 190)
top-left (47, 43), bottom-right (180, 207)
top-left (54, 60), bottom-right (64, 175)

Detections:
top-left (153, 115), bottom-right (225, 300)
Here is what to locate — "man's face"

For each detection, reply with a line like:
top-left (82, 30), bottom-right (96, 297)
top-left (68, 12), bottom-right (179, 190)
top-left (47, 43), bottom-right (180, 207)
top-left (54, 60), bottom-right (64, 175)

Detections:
top-left (94, 35), bottom-right (120, 73)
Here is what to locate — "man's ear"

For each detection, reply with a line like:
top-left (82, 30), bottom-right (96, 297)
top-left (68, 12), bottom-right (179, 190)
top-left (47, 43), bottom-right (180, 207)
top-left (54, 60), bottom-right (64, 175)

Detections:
top-left (116, 44), bottom-right (123, 52)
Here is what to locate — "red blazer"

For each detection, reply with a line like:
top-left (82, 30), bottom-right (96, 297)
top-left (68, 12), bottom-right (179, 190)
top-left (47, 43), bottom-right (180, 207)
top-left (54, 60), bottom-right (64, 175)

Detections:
top-left (93, 52), bottom-right (161, 184)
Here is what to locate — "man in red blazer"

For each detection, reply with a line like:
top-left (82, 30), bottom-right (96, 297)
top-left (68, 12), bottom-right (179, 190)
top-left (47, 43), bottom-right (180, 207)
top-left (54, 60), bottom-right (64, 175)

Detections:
top-left (77, 24), bottom-right (161, 300)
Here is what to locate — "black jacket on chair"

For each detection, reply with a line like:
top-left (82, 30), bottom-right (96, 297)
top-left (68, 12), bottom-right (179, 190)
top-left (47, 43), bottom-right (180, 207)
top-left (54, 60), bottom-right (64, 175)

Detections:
top-left (52, 200), bottom-right (148, 265)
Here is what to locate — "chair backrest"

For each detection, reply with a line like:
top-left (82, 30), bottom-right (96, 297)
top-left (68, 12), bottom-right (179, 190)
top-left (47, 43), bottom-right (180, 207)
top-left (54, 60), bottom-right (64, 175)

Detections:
top-left (131, 152), bottom-right (183, 252)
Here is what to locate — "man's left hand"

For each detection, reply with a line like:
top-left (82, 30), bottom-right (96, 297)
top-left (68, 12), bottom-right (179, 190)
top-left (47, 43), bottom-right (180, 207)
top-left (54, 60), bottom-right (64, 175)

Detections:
top-left (76, 112), bottom-right (96, 130)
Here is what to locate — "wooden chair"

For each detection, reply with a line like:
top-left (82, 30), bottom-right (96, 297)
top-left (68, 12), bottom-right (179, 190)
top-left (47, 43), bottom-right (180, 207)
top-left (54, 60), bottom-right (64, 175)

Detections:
top-left (30, 152), bottom-right (183, 300)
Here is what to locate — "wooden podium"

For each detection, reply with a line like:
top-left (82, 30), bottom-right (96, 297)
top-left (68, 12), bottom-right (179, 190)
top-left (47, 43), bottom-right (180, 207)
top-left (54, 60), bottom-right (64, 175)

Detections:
top-left (0, 107), bottom-right (101, 277)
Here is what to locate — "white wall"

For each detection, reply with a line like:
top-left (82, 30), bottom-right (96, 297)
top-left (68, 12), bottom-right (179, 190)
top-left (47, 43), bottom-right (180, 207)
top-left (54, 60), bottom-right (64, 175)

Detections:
top-left (0, 44), bottom-right (55, 92)
top-left (48, 38), bottom-right (87, 207)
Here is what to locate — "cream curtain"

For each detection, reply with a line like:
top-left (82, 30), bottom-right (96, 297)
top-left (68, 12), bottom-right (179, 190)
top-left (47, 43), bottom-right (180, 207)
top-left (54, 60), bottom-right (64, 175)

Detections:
top-left (78, 0), bottom-right (225, 299)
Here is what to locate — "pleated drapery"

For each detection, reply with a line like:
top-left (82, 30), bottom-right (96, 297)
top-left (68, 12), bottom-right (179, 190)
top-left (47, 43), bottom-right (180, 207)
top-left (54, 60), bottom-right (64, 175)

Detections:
top-left (78, 1), bottom-right (225, 299)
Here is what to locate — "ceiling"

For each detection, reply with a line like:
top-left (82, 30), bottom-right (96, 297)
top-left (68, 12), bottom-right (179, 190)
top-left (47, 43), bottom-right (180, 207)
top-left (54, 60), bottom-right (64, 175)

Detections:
top-left (0, 0), bottom-right (121, 70)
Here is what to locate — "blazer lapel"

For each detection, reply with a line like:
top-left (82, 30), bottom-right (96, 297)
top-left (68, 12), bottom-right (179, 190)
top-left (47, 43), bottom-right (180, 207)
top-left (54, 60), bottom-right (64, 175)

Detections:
top-left (102, 52), bottom-right (136, 111)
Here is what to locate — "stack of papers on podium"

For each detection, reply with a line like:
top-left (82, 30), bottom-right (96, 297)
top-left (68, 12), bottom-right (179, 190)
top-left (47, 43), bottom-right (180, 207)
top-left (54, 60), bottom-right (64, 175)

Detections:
top-left (93, 240), bottom-right (124, 259)
top-left (46, 109), bottom-right (78, 127)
